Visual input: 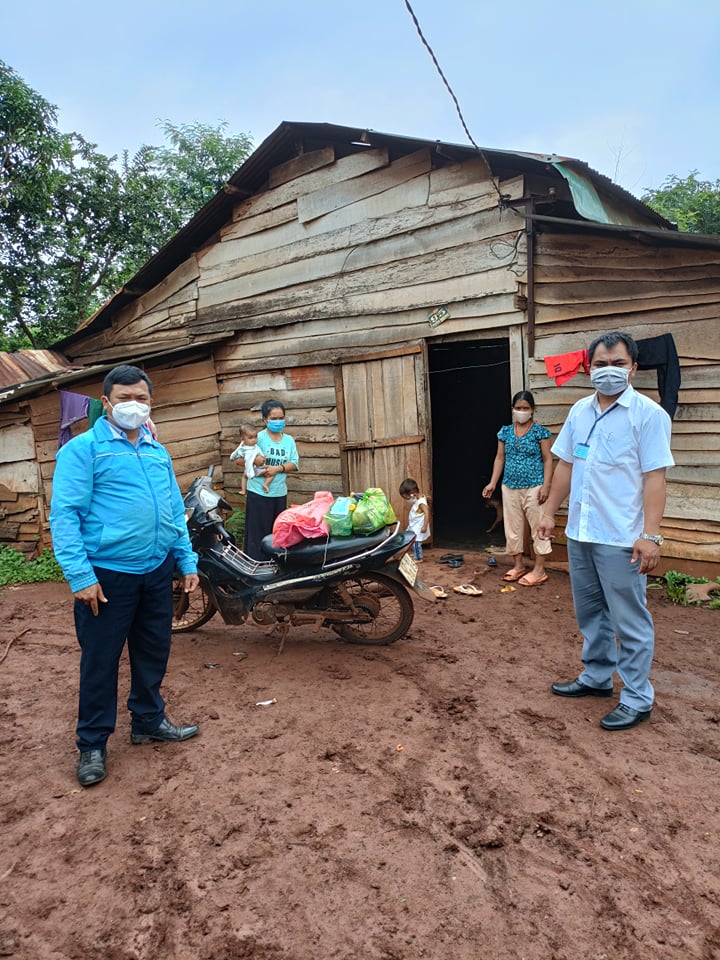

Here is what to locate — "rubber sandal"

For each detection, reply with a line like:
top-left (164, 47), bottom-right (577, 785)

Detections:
top-left (453, 584), bottom-right (483, 596)
top-left (518, 573), bottom-right (549, 587)
top-left (447, 559), bottom-right (463, 568)
top-left (429, 585), bottom-right (448, 599)
top-left (438, 554), bottom-right (464, 564)
top-left (502, 570), bottom-right (525, 582)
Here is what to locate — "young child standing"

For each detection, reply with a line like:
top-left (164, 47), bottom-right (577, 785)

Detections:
top-left (230, 423), bottom-right (270, 494)
top-left (399, 478), bottom-right (430, 562)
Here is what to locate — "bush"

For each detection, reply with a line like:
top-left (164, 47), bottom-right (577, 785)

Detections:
top-left (0, 546), bottom-right (65, 587)
top-left (652, 569), bottom-right (720, 609)
top-left (224, 503), bottom-right (246, 543)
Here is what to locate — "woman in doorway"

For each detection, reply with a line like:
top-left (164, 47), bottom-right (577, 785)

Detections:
top-left (243, 400), bottom-right (299, 560)
top-left (482, 391), bottom-right (553, 586)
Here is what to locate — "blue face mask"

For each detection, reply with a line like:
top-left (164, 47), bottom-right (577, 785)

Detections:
top-left (267, 419), bottom-right (285, 433)
top-left (590, 366), bottom-right (629, 396)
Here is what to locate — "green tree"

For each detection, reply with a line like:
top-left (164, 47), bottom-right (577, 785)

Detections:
top-left (0, 61), bottom-right (71, 347)
top-left (150, 120), bottom-right (253, 232)
top-left (0, 63), bottom-right (253, 350)
top-left (642, 171), bottom-right (720, 236)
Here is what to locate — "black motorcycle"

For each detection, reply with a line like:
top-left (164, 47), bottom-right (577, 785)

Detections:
top-left (171, 468), bottom-right (434, 648)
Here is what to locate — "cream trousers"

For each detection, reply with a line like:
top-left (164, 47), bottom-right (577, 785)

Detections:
top-left (501, 484), bottom-right (552, 557)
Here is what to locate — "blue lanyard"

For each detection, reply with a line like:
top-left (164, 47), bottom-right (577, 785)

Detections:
top-left (583, 402), bottom-right (619, 445)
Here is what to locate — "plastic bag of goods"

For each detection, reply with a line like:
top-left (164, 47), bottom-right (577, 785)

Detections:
top-left (324, 496), bottom-right (356, 537)
top-left (272, 491), bottom-right (334, 548)
top-left (351, 488), bottom-right (397, 535)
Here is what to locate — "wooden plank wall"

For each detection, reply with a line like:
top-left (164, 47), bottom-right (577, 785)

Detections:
top-left (196, 149), bottom-right (526, 353)
top-left (25, 356), bottom-right (220, 554)
top-left (530, 231), bottom-right (720, 565)
top-left (66, 260), bottom-right (219, 364)
top-left (202, 147), bottom-right (527, 503)
top-left (217, 364), bottom-right (342, 509)
top-left (0, 402), bottom-right (42, 554)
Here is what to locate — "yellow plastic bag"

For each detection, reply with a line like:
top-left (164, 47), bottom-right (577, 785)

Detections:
top-left (351, 488), bottom-right (396, 535)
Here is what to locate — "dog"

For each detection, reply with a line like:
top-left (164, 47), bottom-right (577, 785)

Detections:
top-left (485, 496), bottom-right (503, 534)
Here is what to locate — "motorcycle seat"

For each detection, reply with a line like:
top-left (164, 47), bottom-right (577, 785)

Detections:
top-left (261, 527), bottom-right (398, 567)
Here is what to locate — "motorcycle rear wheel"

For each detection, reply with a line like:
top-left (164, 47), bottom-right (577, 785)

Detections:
top-left (172, 577), bottom-right (217, 633)
top-left (332, 572), bottom-right (414, 645)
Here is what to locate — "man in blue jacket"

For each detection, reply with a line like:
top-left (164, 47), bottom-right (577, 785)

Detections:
top-left (50, 365), bottom-right (200, 787)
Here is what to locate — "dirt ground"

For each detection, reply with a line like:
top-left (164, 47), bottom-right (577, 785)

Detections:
top-left (1, 548), bottom-right (719, 960)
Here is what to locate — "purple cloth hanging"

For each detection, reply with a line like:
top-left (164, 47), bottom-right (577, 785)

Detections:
top-left (58, 392), bottom-right (91, 448)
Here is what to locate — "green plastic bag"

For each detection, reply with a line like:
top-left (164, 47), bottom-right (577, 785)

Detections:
top-left (351, 488), bottom-right (396, 535)
top-left (324, 496), bottom-right (355, 537)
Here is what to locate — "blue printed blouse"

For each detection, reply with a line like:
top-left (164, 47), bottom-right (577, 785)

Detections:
top-left (498, 422), bottom-right (552, 489)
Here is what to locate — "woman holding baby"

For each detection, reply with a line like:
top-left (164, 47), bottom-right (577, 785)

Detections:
top-left (241, 399), bottom-right (299, 560)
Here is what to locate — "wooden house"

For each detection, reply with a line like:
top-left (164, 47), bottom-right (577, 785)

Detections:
top-left (1, 122), bottom-right (718, 572)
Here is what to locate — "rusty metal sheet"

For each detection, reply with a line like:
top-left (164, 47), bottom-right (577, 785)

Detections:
top-left (0, 350), bottom-right (75, 390)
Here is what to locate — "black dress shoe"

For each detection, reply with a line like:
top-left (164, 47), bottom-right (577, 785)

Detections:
top-left (77, 749), bottom-right (107, 787)
top-left (551, 678), bottom-right (613, 698)
top-left (131, 717), bottom-right (199, 744)
top-left (600, 703), bottom-right (652, 730)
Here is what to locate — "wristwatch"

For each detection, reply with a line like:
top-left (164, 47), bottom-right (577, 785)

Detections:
top-left (639, 533), bottom-right (664, 546)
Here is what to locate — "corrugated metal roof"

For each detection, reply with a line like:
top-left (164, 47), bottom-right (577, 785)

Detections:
top-left (53, 121), bottom-right (681, 352)
top-left (0, 341), bottom-right (223, 405)
top-left (0, 350), bottom-right (77, 390)
top-left (527, 211), bottom-right (720, 248)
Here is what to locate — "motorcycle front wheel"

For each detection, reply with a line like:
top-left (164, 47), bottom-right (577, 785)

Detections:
top-left (332, 572), bottom-right (414, 645)
top-left (171, 577), bottom-right (217, 633)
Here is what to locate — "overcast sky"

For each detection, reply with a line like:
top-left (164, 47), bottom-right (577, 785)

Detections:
top-left (4, 0), bottom-right (719, 197)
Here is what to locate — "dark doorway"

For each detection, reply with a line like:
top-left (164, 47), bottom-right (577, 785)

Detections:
top-left (428, 338), bottom-right (511, 549)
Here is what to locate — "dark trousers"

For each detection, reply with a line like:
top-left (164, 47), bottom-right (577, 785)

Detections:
top-left (74, 553), bottom-right (174, 751)
top-left (243, 490), bottom-right (287, 560)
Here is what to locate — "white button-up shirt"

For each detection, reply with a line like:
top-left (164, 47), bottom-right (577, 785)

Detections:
top-left (552, 385), bottom-right (674, 547)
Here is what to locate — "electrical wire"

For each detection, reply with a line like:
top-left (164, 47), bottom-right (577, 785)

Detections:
top-left (430, 360), bottom-right (510, 375)
top-left (403, 0), bottom-right (504, 201)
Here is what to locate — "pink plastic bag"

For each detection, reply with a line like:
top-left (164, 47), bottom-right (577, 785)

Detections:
top-left (271, 491), bottom-right (334, 548)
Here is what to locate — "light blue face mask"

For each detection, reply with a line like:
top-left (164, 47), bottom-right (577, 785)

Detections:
top-left (590, 366), bottom-right (629, 396)
top-left (266, 418), bottom-right (285, 433)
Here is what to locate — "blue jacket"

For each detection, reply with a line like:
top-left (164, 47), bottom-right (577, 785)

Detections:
top-left (49, 418), bottom-right (197, 592)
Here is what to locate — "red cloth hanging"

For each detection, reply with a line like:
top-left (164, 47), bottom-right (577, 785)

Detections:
top-left (543, 349), bottom-right (590, 386)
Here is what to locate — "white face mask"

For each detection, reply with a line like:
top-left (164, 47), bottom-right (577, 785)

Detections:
top-left (590, 366), bottom-right (630, 396)
top-left (513, 409), bottom-right (532, 424)
top-left (110, 400), bottom-right (150, 431)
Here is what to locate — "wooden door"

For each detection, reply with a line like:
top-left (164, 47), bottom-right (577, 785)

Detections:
top-left (335, 345), bottom-right (431, 521)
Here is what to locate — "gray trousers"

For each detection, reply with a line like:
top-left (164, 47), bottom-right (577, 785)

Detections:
top-left (567, 538), bottom-right (655, 710)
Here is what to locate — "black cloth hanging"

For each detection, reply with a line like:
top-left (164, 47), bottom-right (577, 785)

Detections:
top-left (636, 333), bottom-right (681, 420)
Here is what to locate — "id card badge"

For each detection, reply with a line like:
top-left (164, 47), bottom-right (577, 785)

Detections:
top-left (574, 442), bottom-right (590, 460)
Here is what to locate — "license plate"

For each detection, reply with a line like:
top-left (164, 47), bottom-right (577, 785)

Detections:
top-left (398, 552), bottom-right (418, 586)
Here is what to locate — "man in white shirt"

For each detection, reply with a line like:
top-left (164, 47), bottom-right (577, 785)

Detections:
top-left (538, 332), bottom-right (674, 731)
